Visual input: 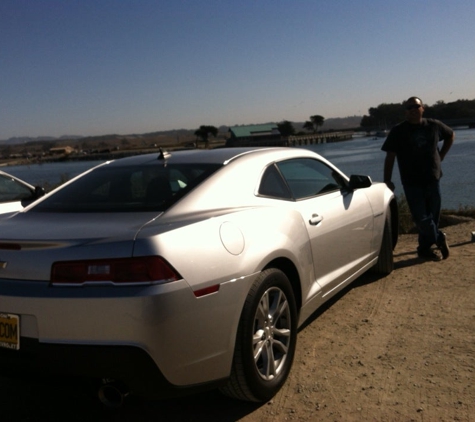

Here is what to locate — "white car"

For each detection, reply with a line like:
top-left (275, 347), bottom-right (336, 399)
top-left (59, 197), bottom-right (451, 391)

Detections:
top-left (0, 148), bottom-right (398, 405)
top-left (0, 170), bottom-right (45, 215)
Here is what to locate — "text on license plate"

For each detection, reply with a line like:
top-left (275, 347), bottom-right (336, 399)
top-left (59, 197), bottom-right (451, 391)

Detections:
top-left (0, 313), bottom-right (20, 350)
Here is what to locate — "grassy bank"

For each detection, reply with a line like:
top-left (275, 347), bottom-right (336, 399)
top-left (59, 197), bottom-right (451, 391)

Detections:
top-left (396, 193), bottom-right (475, 234)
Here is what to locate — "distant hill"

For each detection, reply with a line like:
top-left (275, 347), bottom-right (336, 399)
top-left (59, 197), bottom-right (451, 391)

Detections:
top-left (0, 135), bottom-right (83, 145)
top-left (321, 116), bottom-right (363, 130)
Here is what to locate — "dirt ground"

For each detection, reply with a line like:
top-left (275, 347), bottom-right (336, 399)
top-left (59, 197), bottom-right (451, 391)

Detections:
top-left (1, 220), bottom-right (474, 422)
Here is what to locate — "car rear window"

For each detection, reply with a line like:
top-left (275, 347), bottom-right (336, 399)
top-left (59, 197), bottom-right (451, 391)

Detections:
top-left (31, 163), bottom-right (221, 212)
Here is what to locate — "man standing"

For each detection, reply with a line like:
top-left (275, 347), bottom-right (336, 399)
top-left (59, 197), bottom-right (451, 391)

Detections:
top-left (382, 96), bottom-right (454, 261)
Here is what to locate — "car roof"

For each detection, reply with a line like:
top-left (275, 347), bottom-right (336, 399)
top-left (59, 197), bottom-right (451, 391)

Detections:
top-left (105, 147), bottom-right (320, 167)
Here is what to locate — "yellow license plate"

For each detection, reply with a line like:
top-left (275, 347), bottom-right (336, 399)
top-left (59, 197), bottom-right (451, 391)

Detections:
top-left (0, 313), bottom-right (20, 350)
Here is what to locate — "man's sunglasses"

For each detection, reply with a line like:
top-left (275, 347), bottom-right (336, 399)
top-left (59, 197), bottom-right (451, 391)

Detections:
top-left (406, 104), bottom-right (422, 110)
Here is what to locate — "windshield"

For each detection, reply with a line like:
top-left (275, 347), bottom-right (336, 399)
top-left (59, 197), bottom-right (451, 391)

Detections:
top-left (31, 163), bottom-right (221, 212)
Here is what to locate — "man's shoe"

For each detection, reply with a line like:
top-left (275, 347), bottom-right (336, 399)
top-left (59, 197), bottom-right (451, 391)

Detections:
top-left (437, 233), bottom-right (450, 259)
top-left (417, 248), bottom-right (442, 262)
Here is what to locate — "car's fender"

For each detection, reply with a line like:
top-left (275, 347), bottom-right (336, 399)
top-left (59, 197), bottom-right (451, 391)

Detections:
top-left (132, 206), bottom-right (314, 385)
top-left (136, 206), bottom-right (314, 295)
top-left (362, 182), bottom-right (398, 250)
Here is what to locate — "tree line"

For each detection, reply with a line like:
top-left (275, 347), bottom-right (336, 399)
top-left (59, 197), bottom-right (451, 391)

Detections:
top-left (194, 98), bottom-right (475, 145)
top-left (360, 98), bottom-right (475, 131)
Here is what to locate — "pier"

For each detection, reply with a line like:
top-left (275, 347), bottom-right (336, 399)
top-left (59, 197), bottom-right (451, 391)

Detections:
top-left (288, 131), bottom-right (354, 146)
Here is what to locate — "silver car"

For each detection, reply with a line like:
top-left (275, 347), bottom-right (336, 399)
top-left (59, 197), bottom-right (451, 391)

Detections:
top-left (0, 170), bottom-right (44, 215)
top-left (0, 147), bottom-right (397, 405)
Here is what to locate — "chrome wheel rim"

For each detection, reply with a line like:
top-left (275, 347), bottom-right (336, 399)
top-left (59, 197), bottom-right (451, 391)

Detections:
top-left (252, 286), bottom-right (292, 381)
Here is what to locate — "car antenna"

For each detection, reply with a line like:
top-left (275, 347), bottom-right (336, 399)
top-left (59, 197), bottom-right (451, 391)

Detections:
top-left (157, 148), bottom-right (171, 162)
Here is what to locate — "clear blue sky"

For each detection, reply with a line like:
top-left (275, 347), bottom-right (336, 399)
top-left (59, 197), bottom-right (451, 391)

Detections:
top-left (1, 0), bottom-right (474, 139)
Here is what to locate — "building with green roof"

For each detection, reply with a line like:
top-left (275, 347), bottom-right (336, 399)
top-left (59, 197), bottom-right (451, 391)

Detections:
top-left (226, 124), bottom-right (286, 147)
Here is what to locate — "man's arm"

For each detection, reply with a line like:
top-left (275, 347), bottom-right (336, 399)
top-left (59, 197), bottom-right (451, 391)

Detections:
top-left (383, 151), bottom-right (396, 191)
top-left (439, 132), bottom-right (454, 161)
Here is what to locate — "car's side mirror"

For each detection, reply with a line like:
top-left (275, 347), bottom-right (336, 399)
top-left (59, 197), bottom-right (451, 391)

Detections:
top-left (34, 186), bottom-right (45, 198)
top-left (348, 175), bottom-right (372, 190)
top-left (21, 186), bottom-right (45, 207)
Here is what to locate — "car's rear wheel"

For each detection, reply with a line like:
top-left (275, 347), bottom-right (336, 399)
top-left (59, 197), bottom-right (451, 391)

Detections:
top-left (372, 210), bottom-right (394, 275)
top-left (220, 268), bottom-right (297, 402)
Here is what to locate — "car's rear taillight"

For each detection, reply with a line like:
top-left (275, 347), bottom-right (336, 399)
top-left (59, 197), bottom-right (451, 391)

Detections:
top-left (51, 256), bottom-right (181, 286)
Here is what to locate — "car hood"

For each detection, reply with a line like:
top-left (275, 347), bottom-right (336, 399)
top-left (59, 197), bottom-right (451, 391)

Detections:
top-left (0, 201), bottom-right (23, 215)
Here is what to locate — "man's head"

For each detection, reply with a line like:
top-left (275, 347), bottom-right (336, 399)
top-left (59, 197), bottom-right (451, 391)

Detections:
top-left (404, 96), bottom-right (424, 124)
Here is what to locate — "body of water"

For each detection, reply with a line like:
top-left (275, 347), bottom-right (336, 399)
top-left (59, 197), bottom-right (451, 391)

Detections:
top-left (303, 128), bottom-right (475, 210)
top-left (5, 128), bottom-right (475, 210)
top-left (5, 160), bottom-right (105, 190)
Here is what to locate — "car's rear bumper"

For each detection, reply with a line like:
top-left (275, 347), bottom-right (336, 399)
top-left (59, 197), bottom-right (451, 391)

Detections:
top-left (0, 274), bottom-right (255, 388)
top-left (0, 336), bottom-right (224, 398)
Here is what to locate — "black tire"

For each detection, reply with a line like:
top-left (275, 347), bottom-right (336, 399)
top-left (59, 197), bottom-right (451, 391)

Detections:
top-left (219, 268), bottom-right (297, 402)
top-left (372, 210), bottom-right (394, 275)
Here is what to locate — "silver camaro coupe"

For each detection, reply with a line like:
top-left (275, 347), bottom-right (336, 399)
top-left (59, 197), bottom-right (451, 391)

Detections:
top-left (0, 147), bottom-right (398, 404)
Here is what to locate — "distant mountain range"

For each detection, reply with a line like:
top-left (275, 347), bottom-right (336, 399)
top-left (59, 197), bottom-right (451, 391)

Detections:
top-left (0, 135), bottom-right (84, 145)
top-left (0, 116), bottom-right (363, 145)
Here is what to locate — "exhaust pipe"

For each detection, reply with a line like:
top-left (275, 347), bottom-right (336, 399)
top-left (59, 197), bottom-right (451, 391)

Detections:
top-left (98, 379), bottom-right (129, 408)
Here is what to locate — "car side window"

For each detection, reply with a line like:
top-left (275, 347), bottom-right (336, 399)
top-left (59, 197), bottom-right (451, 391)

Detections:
top-left (276, 158), bottom-right (345, 200)
top-left (258, 164), bottom-right (292, 199)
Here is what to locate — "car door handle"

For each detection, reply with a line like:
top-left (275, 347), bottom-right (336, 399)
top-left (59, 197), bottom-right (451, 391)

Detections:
top-left (309, 214), bottom-right (323, 226)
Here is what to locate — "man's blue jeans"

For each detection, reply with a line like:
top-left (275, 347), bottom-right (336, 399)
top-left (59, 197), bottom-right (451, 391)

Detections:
top-left (403, 181), bottom-right (444, 252)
